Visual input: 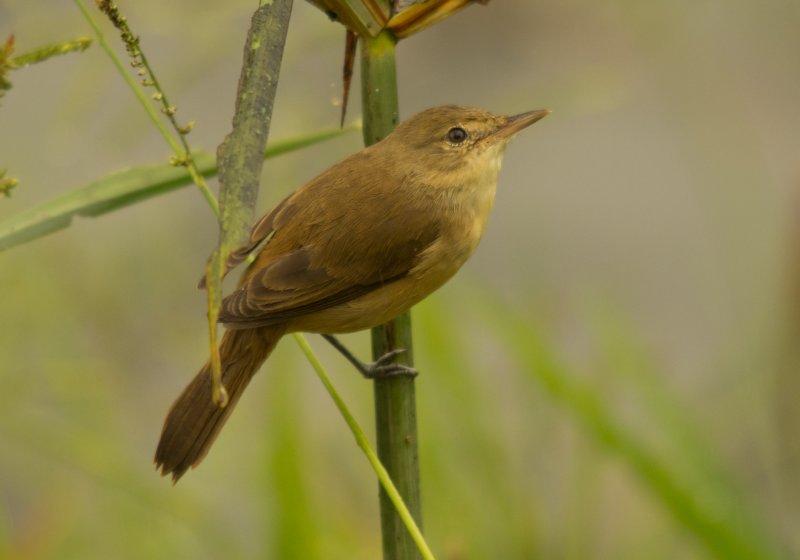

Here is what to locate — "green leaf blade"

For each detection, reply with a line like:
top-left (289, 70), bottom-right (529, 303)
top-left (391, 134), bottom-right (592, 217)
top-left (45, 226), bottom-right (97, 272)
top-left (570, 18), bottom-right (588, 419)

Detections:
top-left (0, 125), bottom-right (357, 252)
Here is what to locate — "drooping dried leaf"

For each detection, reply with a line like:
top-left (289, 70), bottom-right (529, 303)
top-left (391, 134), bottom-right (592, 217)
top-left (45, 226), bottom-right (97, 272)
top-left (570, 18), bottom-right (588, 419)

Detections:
top-left (388, 0), bottom-right (489, 38)
top-left (306, 0), bottom-right (391, 37)
top-left (340, 29), bottom-right (358, 127)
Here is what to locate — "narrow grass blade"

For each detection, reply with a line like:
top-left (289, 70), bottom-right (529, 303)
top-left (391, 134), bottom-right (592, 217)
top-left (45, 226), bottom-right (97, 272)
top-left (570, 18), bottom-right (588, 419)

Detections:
top-left (0, 125), bottom-right (357, 252)
top-left (292, 333), bottom-right (436, 560)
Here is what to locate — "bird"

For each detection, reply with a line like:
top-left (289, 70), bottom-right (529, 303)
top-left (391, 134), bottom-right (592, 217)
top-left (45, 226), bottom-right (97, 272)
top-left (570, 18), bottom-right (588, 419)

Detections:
top-left (155, 104), bottom-right (549, 481)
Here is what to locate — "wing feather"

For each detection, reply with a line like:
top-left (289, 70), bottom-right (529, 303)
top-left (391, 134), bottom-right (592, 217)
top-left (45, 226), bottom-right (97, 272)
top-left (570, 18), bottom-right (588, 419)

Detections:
top-left (217, 149), bottom-right (442, 327)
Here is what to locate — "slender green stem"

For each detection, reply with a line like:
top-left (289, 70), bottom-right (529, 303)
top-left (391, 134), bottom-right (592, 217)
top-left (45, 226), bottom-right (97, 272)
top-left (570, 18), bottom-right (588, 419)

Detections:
top-left (361, 30), bottom-right (423, 560)
top-left (292, 334), bottom-right (435, 560)
top-left (73, 0), bottom-right (219, 216)
top-left (73, 0), bottom-right (181, 157)
top-left (8, 37), bottom-right (92, 67)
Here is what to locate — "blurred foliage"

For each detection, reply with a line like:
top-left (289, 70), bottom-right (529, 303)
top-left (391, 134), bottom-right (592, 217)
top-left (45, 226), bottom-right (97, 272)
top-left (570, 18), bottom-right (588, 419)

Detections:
top-left (0, 170), bottom-right (18, 198)
top-left (2, 0), bottom-right (799, 559)
top-left (0, 34), bottom-right (91, 100)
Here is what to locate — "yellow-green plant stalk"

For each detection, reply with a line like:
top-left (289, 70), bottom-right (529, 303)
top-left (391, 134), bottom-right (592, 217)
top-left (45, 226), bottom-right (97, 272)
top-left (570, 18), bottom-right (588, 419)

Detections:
top-left (360, 29), bottom-right (423, 560)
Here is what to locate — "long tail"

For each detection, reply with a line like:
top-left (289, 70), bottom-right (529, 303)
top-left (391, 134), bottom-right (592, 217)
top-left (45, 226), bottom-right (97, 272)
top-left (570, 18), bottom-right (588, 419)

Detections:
top-left (155, 325), bottom-right (284, 482)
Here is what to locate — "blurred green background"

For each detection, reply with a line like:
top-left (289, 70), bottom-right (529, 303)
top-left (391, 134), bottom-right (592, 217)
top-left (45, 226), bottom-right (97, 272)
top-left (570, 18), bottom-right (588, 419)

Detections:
top-left (1, 1), bottom-right (799, 558)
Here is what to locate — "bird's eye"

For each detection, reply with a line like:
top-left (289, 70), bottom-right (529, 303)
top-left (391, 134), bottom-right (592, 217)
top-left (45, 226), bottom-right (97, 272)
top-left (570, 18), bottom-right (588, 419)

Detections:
top-left (447, 127), bottom-right (468, 144)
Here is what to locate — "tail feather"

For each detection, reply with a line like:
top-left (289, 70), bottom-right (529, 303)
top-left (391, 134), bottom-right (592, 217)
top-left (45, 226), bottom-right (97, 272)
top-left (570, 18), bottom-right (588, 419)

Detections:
top-left (155, 325), bottom-right (283, 482)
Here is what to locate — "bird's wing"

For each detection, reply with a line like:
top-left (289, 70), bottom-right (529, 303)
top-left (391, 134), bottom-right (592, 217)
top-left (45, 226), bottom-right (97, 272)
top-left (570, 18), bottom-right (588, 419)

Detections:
top-left (196, 196), bottom-right (292, 290)
top-left (217, 154), bottom-right (441, 327)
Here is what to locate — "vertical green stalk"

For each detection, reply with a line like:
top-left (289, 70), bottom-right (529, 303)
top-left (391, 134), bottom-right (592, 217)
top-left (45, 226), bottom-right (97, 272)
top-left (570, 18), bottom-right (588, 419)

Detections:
top-left (360, 30), bottom-right (423, 560)
top-left (206, 0), bottom-right (293, 403)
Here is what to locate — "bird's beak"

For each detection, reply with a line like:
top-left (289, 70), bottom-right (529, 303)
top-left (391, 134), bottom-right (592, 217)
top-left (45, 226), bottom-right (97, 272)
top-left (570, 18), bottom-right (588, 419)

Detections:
top-left (493, 109), bottom-right (551, 140)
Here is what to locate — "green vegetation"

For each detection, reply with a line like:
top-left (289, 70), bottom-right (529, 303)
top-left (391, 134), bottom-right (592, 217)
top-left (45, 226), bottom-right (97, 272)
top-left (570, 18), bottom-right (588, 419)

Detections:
top-left (1, 1), bottom-right (796, 558)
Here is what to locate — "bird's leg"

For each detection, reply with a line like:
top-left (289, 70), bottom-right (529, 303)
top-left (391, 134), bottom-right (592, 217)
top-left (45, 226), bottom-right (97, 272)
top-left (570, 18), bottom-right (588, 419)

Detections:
top-left (322, 334), bottom-right (418, 379)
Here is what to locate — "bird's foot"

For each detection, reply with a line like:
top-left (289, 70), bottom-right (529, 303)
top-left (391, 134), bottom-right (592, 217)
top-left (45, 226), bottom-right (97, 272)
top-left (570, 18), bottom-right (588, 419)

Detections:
top-left (361, 348), bottom-right (418, 379)
top-left (322, 335), bottom-right (418, 379)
